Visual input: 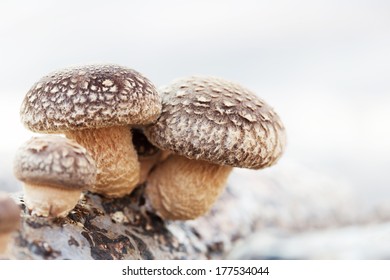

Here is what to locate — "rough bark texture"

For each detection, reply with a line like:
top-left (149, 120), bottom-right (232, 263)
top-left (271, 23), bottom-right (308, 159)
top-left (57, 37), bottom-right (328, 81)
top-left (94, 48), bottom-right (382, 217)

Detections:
top-left (10, 181), bottom-right (264, 260)
top-left (6, 162), bottom-right (390, 260)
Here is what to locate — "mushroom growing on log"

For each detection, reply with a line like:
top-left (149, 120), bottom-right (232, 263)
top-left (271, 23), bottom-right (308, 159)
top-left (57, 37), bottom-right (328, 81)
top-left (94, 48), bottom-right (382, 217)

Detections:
top-left (13, 136), bottom-right (96, 217)
top-left (144, 76), bottom-right (286, 220)
top-left (20, 64), bottom-right (161, 198)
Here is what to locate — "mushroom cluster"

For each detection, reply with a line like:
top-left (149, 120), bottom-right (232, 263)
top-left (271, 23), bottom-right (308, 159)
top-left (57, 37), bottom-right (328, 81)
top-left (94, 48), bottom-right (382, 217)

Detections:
top-left (20, 64), bottom-right (161, 198)
top-left (13, 64), bottom-right (285, 221)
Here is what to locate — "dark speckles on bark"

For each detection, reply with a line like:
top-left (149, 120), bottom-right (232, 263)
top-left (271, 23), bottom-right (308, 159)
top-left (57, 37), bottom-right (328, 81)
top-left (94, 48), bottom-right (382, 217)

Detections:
top-left (25, 218), bottom-right (49, 229)
top-left (68, 236), bottom-right (79, 247)
top-left (125, 231), bottom-right (154, 260)
top-left (101, 193), bottom-right (136, 214)
top-left (206, 241), bottom-right (224, 259)
top-left (28, 240), bottom-right (61, 259)
top-left (82, 231), bottom-right (133, 260)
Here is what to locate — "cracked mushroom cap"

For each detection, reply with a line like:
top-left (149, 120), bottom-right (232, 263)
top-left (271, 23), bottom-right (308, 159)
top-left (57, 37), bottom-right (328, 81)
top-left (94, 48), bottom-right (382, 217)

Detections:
top-left (14, 136), bottom-right (96, 190)
top-left (0, 193), bottom-right (20, 233)
top-left (145, 76), bottom-right (286, 169)
top-left (20, 64), bottom-right (161, 133)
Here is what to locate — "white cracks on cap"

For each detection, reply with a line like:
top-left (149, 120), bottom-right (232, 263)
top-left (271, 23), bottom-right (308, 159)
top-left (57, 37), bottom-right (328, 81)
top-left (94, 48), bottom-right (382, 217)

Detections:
top-left (144, 76), bottom-right (286, 220)
top-left (19, 64), bottom-right (162, 198)
top-left (13, 136), bottom-right (96, 217)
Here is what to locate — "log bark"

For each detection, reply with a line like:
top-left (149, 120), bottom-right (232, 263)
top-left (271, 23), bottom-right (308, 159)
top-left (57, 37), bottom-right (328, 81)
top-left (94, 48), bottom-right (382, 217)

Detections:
top-left (6, 162), bottom-right (383, 260)
top-left (11, 181), bottom-right (263, 260)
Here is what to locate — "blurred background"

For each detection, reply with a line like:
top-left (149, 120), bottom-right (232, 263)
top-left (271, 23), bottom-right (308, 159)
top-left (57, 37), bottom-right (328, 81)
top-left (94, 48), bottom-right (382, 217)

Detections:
top-left (0, 0), bottom-right (389, 210)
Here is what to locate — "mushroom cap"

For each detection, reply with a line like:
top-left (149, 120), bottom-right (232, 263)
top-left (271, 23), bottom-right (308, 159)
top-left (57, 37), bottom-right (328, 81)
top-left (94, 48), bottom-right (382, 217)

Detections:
top-left (144, 76), bottom-right (286, 169)
top-left (0, 193), bottom-right (20, 233)
top-left (20, 64), bottom-right (161, 133)
top-left (14, 136), bottom-right (97, 190)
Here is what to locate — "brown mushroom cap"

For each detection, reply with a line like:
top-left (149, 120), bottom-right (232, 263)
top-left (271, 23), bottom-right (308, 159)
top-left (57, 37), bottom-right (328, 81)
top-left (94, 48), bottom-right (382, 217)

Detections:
top-left (20, 64), bottom-right (161, 132)
top-left (14, 136), bottom-right (96, 190)
top-left (0, 193), bottom-right (20, 233)
top-left (145, 76), bottom-right (286, 169)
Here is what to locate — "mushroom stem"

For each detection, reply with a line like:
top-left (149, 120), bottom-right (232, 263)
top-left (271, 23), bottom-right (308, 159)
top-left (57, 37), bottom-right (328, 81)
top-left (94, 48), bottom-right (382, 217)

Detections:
top-left (145, 154), bottom-right (233, 220)
top-left (138, 151), bottom-right (162, 184)
top-left (23, 184), bottom-right (82, 217)
top-left (65, 126), bottom-right (140, 197)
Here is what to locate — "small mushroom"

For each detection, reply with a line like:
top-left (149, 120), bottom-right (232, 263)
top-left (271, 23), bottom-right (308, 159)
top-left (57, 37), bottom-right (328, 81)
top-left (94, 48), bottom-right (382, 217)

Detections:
top-left (0, 193), bottom-right (20, 256)
top-left (144, 76), bottom-right (286, 220)
top-left (20, 64), bottom-right (161, 197)
top-left (13, 136), bottom-right (96, 217)
top-left (131, 128), bottom-right (162, 184)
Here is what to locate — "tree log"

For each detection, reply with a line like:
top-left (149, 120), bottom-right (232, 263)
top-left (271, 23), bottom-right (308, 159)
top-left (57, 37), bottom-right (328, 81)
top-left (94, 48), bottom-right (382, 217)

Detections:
top-left (6, 162), bottom-right (383, 260)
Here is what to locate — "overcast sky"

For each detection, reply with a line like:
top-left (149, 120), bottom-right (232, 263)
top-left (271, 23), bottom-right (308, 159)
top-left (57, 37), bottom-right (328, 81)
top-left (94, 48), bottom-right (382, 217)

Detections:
top-left (0, 0), bottom-right (389, 205)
